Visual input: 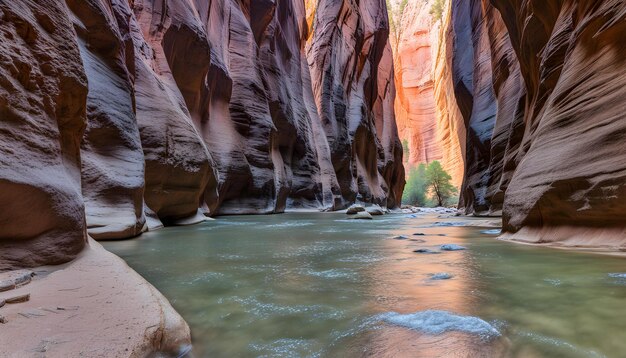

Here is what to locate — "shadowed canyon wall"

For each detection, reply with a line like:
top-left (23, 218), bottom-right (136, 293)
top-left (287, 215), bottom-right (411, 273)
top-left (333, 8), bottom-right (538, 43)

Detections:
top-left (436, 0), bottom-right (626, 247)
top-left (0, 0), bottom-right (404, 270)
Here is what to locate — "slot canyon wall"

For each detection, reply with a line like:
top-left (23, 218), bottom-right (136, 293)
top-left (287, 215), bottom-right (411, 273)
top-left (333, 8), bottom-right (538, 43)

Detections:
top-left (438, 0), bottom-right (626, 247)
top-left (390, 0), bottom-right (464, 187)
top-left (0, 0), bottom-right (405, 270)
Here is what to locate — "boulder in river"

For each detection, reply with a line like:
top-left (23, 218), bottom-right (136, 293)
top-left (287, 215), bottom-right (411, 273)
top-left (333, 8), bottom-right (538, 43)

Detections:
top-left (413, 249), bottom-right (441, 254)
top-left (367, 205), bottom-right (385, 216)
top-left (430, 273), bottom-right (453, 280)
top-left (390, 235), bottom-right (410, 240)
top-left (349, 212), bottom-right (373, 220)
top-left (346, 205), bottom-right (366, 215)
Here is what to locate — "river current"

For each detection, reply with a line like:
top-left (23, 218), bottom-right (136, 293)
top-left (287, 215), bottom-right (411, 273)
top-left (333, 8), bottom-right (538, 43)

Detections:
top-left (104, 212), bottom-right (626, 357)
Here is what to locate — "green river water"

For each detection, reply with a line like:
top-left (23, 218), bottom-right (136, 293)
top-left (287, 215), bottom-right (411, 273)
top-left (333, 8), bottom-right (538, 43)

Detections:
top-left (103, 212), bottom-right (626, 357)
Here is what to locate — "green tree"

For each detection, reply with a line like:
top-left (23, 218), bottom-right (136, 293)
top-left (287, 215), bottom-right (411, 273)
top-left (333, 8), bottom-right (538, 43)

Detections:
top-left (401, 139), bottom-right (410, 161)
top-left (430, 0), bottom-right (445, 21)
top-left (402, 163), bottom-right (429, 206)
top-left (426, 161), bottom-right (457, 206)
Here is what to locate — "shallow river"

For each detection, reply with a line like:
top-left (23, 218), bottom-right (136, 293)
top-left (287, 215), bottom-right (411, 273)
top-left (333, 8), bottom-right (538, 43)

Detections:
top-left (104, 213), bottom-right (626, 358)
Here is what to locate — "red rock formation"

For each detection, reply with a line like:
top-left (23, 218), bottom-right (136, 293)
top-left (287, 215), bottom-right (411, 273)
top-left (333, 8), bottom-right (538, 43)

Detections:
top-left (493, 0), bottom-right (626, 246)
top-left (0, 1), bottom-right (87, 270)
top-left (432, 1), bottom-right (467, 191)
top-left (307, 0), bottom-right (405, 208)
top-left (67, 0), bottom-right (147, 239)
top-left (131, 0), bottom-right (219, 225)
top-left (0, 0), bottom-right (404, 269)
top-left (440, 0), bottom-right (626, 247)
top-left (391, 0), bottom-right (464, 188)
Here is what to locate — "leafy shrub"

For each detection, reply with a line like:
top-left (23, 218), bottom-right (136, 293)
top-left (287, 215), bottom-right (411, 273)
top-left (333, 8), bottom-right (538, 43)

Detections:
top-left (402, 161), bottom-right (458, 207)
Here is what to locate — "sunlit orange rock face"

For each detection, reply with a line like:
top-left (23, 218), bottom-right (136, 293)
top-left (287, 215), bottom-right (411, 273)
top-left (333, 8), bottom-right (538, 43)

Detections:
top-left (0, 0), bottom-right (404, 269)
top-left (391, 0), bottom-right (464, 187)
top-left (444, 0), bottom-right (626, 247)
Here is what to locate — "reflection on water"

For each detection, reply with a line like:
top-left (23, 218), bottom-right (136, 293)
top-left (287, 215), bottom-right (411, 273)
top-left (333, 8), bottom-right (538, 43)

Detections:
top-left (103, 213), bottom-right (626, 357)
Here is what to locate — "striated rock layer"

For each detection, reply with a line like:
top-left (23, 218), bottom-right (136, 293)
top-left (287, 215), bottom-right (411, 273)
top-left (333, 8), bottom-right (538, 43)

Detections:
top-left (391, 0), bottom-right (464, 188)
top-left (440, 0), bottom-right (626, 247)
top-left (0, 0), bottom-right (88, 270)
top-left (0, 0), bottom-right (404, 270)
top-left (307, 0), bottom-right (405, 208)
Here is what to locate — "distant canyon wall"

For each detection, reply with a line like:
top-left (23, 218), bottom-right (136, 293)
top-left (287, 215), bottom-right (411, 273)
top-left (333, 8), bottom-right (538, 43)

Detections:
top-left (390, 0), bottom-right (464, 188)
top-left (440, 0), bottom-right (626, 247)
top-left (0, 0), bottom-right (404, 270)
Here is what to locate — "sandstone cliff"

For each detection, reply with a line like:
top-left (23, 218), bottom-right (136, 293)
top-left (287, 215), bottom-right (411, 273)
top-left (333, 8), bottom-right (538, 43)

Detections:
top-left (440, 0), bottom-right (626, 247)
top-left (391, 0), bottom-right (464, 188)
top-left (307, 0), bottom-right (405, 208)
top-left (0, 0), bottom-right (404, 270)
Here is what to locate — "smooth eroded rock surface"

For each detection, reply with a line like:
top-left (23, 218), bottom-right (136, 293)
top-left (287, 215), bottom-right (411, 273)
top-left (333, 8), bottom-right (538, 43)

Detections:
top-left (1, 0), bottom-right (404, 269)
top-left (439, 0), bottom-right (626, 246)
top-left (0, 0), bottom-right (87, 270)
top-left (0, 239), bottom-right (191, 356)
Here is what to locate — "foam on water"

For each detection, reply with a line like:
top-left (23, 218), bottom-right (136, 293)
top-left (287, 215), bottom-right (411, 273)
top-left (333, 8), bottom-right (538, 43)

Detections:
top-left (299, 268), bottom-right (356, 279)
top-left (250, 338), bottom-right (320, 358)
top-left (440, 244), bottom-right (467, 251)
top-left (264, 222), bottom-right (315, 228)
top-left (481, 229), bottom-right (501, 235)
top-left (519, 331), bottom-right (606, 358)
top-left (544, 278), bottom-right (562, 286)
top-left (608, 273), bottom-right (626, 279)
top-left (377, 310), bottom-right (500, 340)
top-left (337, 254), bottom-right (383, 263)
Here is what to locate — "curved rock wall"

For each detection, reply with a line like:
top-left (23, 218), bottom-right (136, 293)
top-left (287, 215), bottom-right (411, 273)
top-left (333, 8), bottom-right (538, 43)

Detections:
top-left (0, 0), bottom-right (404, 269)
top-left (493, 0), bottom-right (626, 246)
top-left (0, 1), bottom-right (87, 270)
top-left (440, 0), bottom-right (626, 247)
top-left (307, 0), bottom-right (405, 208)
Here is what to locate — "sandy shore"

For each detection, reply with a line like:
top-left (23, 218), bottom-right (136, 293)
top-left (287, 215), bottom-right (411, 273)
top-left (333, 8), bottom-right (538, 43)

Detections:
top-left (0, 239), bottom-right (191, 357)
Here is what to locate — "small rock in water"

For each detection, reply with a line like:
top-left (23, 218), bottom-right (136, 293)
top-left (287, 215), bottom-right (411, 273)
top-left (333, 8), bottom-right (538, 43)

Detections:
top-left (413, 249), bottom-right (441, 254)
top-left (367, 205), bottom-right (385, 216)
top-left (390, 235), bottom-right (409, 240)
top-left (0, 299), bottom-right (5, 308)
top-left (346, 205), bottom-right (366, 215)
top-left (413, 233), bottom-right (426, 236)
top-left (430, 273), bottom-right (453, 280)
top-left (0, 315), bottom-right (6, 324)
top-left (440, 244), bottom-right (467, 251)
top-left (349, 211), bottom-right (373, 220)
top-left (6, 294), bottom-right (30, 304)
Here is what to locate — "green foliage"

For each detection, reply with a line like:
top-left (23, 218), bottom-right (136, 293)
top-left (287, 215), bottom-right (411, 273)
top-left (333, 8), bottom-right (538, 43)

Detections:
top-left (386, 0), bottom-right (409, 44)
top-left (402, 163), bottom-right (429, 206)
top-left (401, 139), bottom-right (410, 160)
top-left (402, 161), bottom-right (458, 207)
top-left (430, 0), bottom-right (445, 21)
top-left (426, 161), bottom-right (458, 206)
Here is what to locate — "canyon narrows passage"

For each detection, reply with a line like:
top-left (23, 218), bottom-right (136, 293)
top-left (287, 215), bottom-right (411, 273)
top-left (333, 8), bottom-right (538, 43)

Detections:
top-left (1, 0), bottom-right (626, 357)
